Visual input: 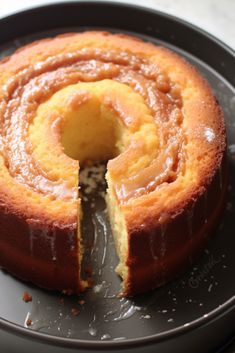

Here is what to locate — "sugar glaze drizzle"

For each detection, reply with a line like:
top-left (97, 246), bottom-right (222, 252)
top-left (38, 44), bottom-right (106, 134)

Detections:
top-left (28, 221), bottom-right (57, 261)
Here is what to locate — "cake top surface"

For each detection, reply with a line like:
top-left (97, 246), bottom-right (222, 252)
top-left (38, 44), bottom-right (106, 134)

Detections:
top-left (0, 31), bottom-right (226, 229)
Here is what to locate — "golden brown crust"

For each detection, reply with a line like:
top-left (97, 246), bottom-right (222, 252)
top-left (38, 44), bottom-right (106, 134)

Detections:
top-left (0, 31), bottom-right (227, 295)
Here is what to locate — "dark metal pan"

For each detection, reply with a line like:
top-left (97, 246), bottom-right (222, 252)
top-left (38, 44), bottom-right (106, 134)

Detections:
top-left (0, 2), bottom-right (234, 353)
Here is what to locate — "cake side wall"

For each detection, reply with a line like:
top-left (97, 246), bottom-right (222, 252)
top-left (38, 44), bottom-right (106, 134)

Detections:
top-left (0, 209), bottom-right (79, 293)
top-left (124, 155), bottom-right (228, 296)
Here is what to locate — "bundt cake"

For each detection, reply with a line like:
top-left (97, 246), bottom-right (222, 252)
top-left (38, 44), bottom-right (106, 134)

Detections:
top-left (0, 31), bottom-right (227, 296)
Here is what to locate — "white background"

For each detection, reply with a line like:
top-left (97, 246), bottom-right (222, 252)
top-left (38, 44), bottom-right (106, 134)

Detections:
top-left (0, 0), bottom-right (234, 49)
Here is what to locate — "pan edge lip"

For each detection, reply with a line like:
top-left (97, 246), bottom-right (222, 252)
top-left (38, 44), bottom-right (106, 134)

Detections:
top-left (0, 297), bottom-right (234, 349)
top-left (0, 0), bottom-right (234, 349)
top-left (0, 0), bottom-right (234, 55)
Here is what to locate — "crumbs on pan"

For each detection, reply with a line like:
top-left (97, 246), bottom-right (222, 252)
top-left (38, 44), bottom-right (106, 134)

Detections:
top-left (78, 299), bottom-right (85, 305)
top-left (80, 161), bottom-right (106, 196)
top-left (26, 318), bottom-right (32, 326)
top-left (22, 291), bottom-right (32, 303)
top-left (71, 307), bottom-right (80, 316)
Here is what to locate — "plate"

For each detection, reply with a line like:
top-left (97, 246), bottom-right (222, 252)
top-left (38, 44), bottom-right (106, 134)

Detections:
top-left (0, 2), bottom-right (234, 353)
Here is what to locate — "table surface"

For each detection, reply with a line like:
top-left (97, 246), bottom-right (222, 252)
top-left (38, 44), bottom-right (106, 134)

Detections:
top-left (0, 1), bottom-right (234, 352)
top-left (0, 0), bottom-right (235, 50)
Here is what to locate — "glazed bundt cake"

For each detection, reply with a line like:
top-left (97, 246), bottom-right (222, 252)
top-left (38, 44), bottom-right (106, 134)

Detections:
top-left (0, 32), bottom-right (227, 296)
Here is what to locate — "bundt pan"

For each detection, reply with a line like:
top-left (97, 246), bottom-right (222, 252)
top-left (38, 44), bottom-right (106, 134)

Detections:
top-left (0, 2), bottom-right (234, 353)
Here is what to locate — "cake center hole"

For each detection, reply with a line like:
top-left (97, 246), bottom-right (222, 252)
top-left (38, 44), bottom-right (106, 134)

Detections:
top-left (60, 93), bottom-right (126, 164)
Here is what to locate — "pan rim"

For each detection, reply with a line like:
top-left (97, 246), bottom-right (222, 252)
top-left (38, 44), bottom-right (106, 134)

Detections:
top-left (0, 296), bottom-right (234, 349)
top-left (0, 1), bottom-right (234, 349)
